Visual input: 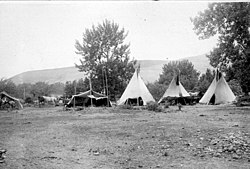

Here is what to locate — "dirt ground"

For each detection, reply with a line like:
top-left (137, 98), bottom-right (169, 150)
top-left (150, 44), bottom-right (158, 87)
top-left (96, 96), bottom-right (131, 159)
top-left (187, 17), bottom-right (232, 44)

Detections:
top-left (0, 104), bottom-right (249, 169)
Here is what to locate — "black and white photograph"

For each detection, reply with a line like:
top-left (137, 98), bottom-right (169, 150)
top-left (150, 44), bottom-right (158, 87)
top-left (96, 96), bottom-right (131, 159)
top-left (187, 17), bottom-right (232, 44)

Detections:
top-left (0, 1), bottom-right (249, 168)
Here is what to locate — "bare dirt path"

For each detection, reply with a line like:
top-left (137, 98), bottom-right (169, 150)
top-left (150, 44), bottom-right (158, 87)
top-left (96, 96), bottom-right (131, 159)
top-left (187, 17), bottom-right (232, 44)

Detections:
top-left (0, 105), bottom-right (249, 169)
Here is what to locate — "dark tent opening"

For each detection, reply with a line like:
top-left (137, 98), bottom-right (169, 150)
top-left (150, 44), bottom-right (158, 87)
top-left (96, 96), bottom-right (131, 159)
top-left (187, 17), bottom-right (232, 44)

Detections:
top-left (66, 90), bottom-right (111, 108)
top-left (124, 97), bottom-right (144, 106)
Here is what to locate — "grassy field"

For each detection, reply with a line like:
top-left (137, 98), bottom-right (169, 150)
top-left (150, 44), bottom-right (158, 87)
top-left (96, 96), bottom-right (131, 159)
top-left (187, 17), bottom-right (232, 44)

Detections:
top-left (0, 105), bottom-right (249, 169)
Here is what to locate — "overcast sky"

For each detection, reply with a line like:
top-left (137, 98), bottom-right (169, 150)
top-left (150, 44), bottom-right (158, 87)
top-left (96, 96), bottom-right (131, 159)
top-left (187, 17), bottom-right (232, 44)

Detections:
top-left (0, 1), bottom-right (218, 78)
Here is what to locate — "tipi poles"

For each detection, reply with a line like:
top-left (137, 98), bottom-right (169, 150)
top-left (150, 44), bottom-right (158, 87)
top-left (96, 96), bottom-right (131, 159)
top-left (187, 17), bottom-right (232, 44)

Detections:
top-left (89, 73), bottom-right (93, 107)
top-left (73, 82), bottom-right (76, 111)
top-left (104, 68), bottom-right (109, 106)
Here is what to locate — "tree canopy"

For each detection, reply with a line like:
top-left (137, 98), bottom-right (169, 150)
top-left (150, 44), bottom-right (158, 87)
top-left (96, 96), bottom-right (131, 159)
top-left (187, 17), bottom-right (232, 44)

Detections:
top-left (0, 78), bottom-right (17, 97)
top-left (191, 2), bottom-right (250, 94)
top-left (158, 60), bottom-right (200, 91)
top-left (64, 78), bottom-right (89, 97)
top-left (75, 20), bottom-right (135, 100)
top-left (195, 69), bottom-right (214, 94)
top-left (147, 82), bottom-right (167, 102)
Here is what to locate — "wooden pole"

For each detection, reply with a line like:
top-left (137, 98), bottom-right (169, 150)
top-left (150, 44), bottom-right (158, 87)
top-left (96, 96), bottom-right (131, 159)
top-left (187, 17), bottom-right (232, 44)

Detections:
top-left (23, 87), bottom-right (26, 100)
top-left (102, 68), bottom-right (105, 95)
top-left (73, 83), bottom-right (76, 111)
top-left (89, 73), bottom-right (93, 107)
top-left (104, 68), bottom-right (109, 106)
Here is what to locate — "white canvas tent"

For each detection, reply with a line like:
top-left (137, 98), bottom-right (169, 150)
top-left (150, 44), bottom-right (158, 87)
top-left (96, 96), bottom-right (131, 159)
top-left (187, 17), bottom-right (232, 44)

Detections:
top-left (118, 69), bottom-right (155, 106)
top-left (66, 89), bottom-right (111, 107)
top-left (199, 70), bottom-right (236, 104)
top-left (158, 74), bottom-right (190, 103)
top-left (0, 91), bottom-right (23, 109)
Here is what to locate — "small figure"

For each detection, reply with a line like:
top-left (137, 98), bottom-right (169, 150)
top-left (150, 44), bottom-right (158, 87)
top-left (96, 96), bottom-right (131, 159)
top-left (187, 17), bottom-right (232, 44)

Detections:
top-left (177, 103), bottom-right (182, 111)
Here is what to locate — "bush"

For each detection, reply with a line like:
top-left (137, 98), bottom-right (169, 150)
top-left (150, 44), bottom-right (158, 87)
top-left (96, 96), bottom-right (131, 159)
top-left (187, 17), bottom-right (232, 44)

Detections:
top-left (25, 97), bottom-right (33, 104)
top-left (146, 101), bottom-right (162, 112)
top-left (119, 104), bottom-right (133, 109)
top-left (163, 102), bottom-right (170, 108)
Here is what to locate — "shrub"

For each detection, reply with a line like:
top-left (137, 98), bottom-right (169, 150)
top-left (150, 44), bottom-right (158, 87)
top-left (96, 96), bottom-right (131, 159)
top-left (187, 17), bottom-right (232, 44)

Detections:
top-left (119, 104), bottom-right (133, 109)
top-left (25, 97), bottom-right (33, 104)
top-left (146, 101), bottom-right (162, 112)
top-left (163, 102), bottom-right (170, 108)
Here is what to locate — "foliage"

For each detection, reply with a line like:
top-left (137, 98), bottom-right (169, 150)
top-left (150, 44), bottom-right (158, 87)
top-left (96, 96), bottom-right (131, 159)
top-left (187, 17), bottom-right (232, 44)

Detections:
top-left (195, 69), bottom-right (215, 94)
top-left (0, 78), bottom-right (18, 97)
top-left (147, 82), bottom-right (167, 101)
top-left (146, 101), bottom-right (162, 112)
top-left (50, 82), bottom-right (65, 96)
top-left (191, 2), bottom-right (250, 94)
top-left (16, 83), bottom-right (33, 99)
top-left (228, 79), bottom-right (243, 96)
top-left (119, 104), bottom-right (133, 110)
top-left (158, 60), bottom-right (200, 91)
top-left (25, 97), bottom-right (33, 104)
top-left (30, 82), bottom-right (52, 98)
top-left (64, 78), bottom-right (89, 97)
top-left (0, 78), bottom-right (65, 101)
top-left (75, 20), bottom-right (135, 100)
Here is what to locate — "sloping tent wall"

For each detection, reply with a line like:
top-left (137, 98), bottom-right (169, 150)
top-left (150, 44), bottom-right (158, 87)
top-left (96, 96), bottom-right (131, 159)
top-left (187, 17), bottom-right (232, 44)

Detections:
top-left (158, 75), bottom-right (190, 103)
top-left (0, 91), bottom-right (23, 109)
top-left (67, 90), bottom-right (111, 107)
top-left (118, 71), bottom-right (155, 106)
top-left (199, 71), bottom-right (236, 104)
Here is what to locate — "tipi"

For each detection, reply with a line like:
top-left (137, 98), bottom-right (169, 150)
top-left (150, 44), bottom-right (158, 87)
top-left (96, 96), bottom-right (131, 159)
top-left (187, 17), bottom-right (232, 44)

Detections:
top-left (118, 66), bottom-right (155, 106)
top-left (158, 74), bottom-right (190, 103)
top-left (199, 70), bottom-right (236, 104)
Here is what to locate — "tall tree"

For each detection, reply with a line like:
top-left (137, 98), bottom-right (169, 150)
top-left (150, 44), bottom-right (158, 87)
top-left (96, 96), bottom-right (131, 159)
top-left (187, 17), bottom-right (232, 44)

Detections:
top-left (158, 60), bottom-right (200, 91)
top-left (191, 2), bottom-right (250, 94)
top-left (195, 69), bottom-right (215, 94)
top-left (75, 20), bottom-right (135, 100)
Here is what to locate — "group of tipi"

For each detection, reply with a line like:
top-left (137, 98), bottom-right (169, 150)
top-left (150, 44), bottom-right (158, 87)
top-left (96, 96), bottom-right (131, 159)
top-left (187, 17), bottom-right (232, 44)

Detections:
top-left (118, 66), bottom-right (236, 106)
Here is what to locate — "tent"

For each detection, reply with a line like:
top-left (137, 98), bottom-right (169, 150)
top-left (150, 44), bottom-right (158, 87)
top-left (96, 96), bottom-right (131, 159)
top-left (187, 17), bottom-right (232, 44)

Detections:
top-left (0, 91), bottom-right (23, 109)
top-left (199, 70), bottom-right (236, 104)
top-left (118, 68), bottom-right (155, 106)
top-left (158, 74), bottom-right (190, 104)
top-left (66, 89), bottom-right (111, 107)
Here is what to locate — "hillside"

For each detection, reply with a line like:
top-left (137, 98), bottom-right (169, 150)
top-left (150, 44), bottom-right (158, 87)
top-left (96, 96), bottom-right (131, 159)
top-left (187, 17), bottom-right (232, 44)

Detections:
top-left (10, 54), bottom-right (212, 84)
top-left (179, 54), bottom-right (212, 74)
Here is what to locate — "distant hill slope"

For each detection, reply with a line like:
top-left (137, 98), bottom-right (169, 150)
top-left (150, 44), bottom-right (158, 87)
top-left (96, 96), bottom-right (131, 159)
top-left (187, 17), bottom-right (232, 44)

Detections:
top-left (179, 54), bottom-right (212, 75)
top-left (10, 54), bottom-right (212, 84)
top-left (10, 67), bottom-right (85, 85)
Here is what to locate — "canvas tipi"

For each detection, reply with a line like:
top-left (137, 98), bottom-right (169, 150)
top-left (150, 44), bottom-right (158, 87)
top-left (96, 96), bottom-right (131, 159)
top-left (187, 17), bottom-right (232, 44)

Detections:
top-left (199, 70), bottom-right (236, 104)
top-left (118, 67), bottom-right (155, 106)
top-left (158, 74), bottom-right (190, 103)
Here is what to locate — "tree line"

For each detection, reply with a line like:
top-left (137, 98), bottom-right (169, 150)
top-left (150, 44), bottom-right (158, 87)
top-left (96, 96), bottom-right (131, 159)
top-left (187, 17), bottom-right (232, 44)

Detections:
top-left (0, 59), bottom-right (243, 103)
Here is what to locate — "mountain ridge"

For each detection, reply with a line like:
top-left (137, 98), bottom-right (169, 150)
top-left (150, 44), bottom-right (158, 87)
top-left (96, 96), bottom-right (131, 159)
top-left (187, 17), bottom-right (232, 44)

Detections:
top-left (10, 54), bottom-right (212, 84)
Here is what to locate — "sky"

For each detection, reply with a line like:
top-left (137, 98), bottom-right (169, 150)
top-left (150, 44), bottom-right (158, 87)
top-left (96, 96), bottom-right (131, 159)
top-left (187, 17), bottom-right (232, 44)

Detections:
top-left (0, 1), bottom-right (218, 78)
